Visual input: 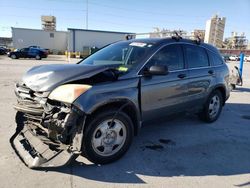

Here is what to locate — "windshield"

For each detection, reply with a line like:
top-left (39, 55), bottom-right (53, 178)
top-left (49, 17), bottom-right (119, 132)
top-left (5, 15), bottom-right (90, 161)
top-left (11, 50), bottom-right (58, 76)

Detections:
top-left (79, 41), bottom-right (154, 71)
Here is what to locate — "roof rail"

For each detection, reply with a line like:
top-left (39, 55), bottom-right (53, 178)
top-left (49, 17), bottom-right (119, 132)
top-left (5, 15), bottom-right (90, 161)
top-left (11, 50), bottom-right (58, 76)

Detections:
top-left (171, 31), bottom-right (183, 41)
top-left (125, 30), bottom-right (186, 40)
top-left (125, 30), bottom-right (202, 44)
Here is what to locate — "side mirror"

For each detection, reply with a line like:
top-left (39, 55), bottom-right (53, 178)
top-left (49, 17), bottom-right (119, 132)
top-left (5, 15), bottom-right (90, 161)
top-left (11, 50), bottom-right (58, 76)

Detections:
top-left (147, 65), bottom-right (168, 75)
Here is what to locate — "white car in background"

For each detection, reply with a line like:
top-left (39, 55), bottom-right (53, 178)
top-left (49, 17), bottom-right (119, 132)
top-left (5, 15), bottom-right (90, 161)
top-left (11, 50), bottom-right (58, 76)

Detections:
top-left (229, 55), bottom-right (240, 61)
top-left (244, 55), bottom-right (250, 62)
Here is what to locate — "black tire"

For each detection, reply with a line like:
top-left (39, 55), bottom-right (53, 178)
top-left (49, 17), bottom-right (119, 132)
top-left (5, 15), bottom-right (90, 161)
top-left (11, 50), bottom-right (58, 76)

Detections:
top-left (199, 90), bottom-right (223, 123)
top-left (35, 55), bottom-right (41, 60)
top-left (11, 54), bottom-right (17, 59)
top-left (82, 109), bottom-right (134, 164)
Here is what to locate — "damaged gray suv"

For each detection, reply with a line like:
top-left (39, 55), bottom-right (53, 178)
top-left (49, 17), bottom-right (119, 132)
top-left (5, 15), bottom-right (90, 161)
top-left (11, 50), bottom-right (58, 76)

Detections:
top-left (12, 37), bottom-right (230, 168)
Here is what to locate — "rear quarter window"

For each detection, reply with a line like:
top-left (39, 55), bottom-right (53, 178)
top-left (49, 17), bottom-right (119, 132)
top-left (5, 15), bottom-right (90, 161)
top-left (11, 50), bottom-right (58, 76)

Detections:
top-left (207, 50), bottom-right (224, 66)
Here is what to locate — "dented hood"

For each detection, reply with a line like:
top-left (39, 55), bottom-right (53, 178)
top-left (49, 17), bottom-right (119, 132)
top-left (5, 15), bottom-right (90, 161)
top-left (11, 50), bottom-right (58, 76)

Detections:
top-left (22, 64), bottom-right (109, 92)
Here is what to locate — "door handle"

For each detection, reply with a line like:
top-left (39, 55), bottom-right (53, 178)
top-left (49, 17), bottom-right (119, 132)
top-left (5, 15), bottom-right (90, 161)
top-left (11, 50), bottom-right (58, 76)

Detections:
top-left (208, 70), bottom-right (214, 75)
top-left (178, 73), bottom-right (186, 79)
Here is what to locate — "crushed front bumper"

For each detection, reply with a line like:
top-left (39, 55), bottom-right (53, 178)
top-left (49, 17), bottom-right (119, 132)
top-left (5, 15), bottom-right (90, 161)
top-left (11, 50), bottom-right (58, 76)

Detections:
top-left (11, 83), bottom-right (86, 168)
top-left (11, 125), bottom-right (75, 168)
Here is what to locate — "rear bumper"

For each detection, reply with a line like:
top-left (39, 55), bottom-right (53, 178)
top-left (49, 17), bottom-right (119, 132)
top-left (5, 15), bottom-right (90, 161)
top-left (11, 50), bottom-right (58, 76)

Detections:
top-left (11, 125), bottom-right (76, 169)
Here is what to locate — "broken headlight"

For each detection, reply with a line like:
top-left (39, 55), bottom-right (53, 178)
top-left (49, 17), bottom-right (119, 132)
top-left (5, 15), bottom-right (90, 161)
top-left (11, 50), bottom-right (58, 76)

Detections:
top-left (48, 84), bottom-right (92, 103)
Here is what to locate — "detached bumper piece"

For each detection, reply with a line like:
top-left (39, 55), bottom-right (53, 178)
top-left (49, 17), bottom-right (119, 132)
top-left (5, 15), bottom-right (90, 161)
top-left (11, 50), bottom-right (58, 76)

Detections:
top-left (12, 126), bottom-right (75, 169)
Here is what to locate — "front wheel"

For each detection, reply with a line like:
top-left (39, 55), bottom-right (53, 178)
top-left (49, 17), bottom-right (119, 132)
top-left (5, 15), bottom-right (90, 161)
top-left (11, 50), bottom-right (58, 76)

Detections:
top-left (35, 55), bottom-right (41, 60)
top-left (82, 110), bottom-right (134, 164)
top-left (199, 90), bottom-right (223, 123)
top-left (11, 54), bottom-right (17, 59)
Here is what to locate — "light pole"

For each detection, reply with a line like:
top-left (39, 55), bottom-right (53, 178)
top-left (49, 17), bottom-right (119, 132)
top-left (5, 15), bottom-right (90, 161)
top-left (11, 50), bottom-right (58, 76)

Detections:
top-left (86, 0), bottom-right (88, 29)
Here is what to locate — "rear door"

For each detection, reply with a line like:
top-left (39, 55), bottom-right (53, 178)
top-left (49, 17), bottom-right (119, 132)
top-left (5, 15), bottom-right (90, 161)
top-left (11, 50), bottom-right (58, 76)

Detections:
top-left (140, 44), bottom-right (189, 121)
top-left (183, 44), bottom-right (214, 107)
top-left (28, 48), bottom-right (38, 58)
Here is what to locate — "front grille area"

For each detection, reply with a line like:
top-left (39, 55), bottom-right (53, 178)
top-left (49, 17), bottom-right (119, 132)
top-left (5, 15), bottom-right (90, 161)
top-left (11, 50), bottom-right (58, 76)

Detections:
top-left (15, 82), bottom-right (46, 117)
top-left (14, 83), bottom-right (49, 136)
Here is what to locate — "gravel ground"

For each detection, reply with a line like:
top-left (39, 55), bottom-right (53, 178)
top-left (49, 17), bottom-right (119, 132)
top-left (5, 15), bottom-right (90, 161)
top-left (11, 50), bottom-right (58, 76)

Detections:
top-left (0, 55), bottom-right (249, 188)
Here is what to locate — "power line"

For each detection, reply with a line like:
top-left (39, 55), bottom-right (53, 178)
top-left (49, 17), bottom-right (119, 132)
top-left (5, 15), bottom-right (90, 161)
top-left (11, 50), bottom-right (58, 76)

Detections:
top-left (88, 1), bottom-right (208, 18)
top-left (88, 11), bottom-right (204, 25)
top-left (89, 17), bottom-right (154, 29)
top-left (0, 5), bottom-right (86, 12)
top-left (0, 14), bottom-right (85, 21)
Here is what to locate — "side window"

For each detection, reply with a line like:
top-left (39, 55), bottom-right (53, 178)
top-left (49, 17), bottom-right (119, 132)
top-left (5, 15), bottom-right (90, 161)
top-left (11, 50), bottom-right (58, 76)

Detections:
top-left (147, 44), bottom-right (184, 71)
top-left (30, 49), bottom-right (37, 53)
top-left (207, 50), bottom-right (224, 66)
top-left (184, 45), bottom-right (209, 68)
top-left (21, 48), bottom-right (29, 52)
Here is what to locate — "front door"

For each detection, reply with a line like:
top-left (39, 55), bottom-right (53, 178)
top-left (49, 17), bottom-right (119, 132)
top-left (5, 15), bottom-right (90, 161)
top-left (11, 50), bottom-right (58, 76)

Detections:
top-left (140, 44), bottom-right (189, 121)
top-left (19, 48), bottom-right (29, 58)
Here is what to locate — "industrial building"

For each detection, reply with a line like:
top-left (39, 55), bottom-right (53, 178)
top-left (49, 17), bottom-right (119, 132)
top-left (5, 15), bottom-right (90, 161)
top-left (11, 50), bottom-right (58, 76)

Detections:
top-left (12, 27), bottom-right (68, 53)
top-left (11, 27), bottom-right (132, 53)
top-left (68, 28), bottom-right (132, 52)
top-left (204, 14), bottom-right (226, 48)
top-left (223, 32), bottom-right (248, 50)
top-left (0, 37), bottom-right (12, 48)
top-left (191, 30), bottom-right (205, 42)
top-left (149, 28), bottom-right (188, 38)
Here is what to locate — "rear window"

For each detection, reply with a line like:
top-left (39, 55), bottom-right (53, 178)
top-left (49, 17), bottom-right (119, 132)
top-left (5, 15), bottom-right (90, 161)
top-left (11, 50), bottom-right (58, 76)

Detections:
top-left (207, 50), bottom-right (224, 66)
top-left (184, 45), bottom-right (209, 68)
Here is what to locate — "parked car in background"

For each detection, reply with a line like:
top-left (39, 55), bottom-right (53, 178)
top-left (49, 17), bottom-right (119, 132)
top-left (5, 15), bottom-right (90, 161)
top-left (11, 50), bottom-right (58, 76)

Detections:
top-left (28, 46), bottom-right (50, 54)
top-left (222, 54), bottom-right (230, 62)
top-left (28, 45), bottom-right (41, 49)
top-left (0, 47), bottom-right (9, 55)
top-left (8, 48), bottom-right (48, 60)
top-left (0, 48), bottom-right (6, 55)
top-left (244, 55), bottom-right (250, 62)
top-left (229, 55), bottom-right (240, 61)
top-left (12, 37), bottom-right (230, 168)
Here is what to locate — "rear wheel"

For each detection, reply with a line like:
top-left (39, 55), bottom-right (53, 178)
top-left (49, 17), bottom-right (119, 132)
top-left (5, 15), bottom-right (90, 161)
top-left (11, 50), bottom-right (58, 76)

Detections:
top-left (82, 110), bottom-right (134, 164)
top-left (199, 90), bottom-right (223, 123)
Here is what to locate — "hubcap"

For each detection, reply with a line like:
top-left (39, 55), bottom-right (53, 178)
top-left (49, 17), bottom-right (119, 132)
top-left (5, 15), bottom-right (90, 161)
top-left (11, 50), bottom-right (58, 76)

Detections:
top-left (91, 119), bottom-right (127, 157)
top-left (208, 95), bottom-right (220, 118)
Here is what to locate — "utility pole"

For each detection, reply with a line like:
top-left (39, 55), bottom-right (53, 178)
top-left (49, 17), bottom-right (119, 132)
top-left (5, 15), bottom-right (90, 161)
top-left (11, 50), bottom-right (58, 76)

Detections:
top-left (86, 0), bottom-right (88, 29)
